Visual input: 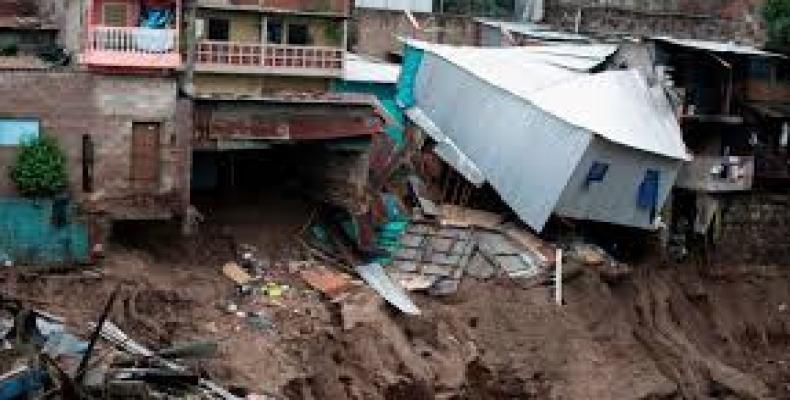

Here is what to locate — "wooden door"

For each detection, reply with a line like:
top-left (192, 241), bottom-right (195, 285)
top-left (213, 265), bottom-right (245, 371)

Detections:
top-left (131, 122), bottom-right (161, 191)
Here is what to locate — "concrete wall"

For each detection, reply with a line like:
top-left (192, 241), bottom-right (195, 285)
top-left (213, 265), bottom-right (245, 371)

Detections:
top-left (197, 10), bottom-right (343, 46)
top-left (555, 137), bottom-right (682, 230)
top-left (713, 193), bottom-right (790, 265)
top-left (0, 71), bottom-right (189, 220)
top-left (352, 9), bottom-right (475, 59)
top-left (544, 0), bottom-right (765, 44)
top-left (193, 73), bottom-right (330, 96)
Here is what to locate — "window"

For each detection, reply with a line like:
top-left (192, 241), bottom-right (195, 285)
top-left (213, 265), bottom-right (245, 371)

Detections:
top-left (102, 3), bottom-right (129, 27)
top-left (287, 23), bottom-right (310, 45)
top-left (0, 119), bottom-right (39, 146)
top-left (267, 20), bottom-right (283, 44)
top-left (207, 18), bottom-right (230, 41)
top-left (638, 169), bottom-right (661, 221)
top-left (584, 161), bottom-right (609, 186)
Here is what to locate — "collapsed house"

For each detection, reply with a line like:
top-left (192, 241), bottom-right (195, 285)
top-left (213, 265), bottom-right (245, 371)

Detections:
top-left (397, 41), bottom-right (690, 232)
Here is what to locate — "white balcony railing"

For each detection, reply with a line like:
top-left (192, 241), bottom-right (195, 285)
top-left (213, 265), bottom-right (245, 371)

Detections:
top-left (83, 26), bottom-right (180, 68)
top-left (675, 155), bottom-right (755, 192)
top-left (196, 41), bottom-right (343, 76)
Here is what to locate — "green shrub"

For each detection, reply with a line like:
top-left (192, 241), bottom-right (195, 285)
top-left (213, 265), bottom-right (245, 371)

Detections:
top-left (763, 0), bottom-right (790, 49)
top-left (9, 135), bottom-right (69, 197)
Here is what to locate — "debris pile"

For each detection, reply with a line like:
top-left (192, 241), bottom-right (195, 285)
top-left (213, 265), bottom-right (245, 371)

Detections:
top-left (0, 291), bottom-right (248, 399)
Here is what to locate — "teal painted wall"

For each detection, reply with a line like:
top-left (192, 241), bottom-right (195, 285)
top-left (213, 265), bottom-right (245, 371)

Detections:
top-left (0, 198), bottom-right (90, 265)
top-left (331, 80), bottom-right (405, 148)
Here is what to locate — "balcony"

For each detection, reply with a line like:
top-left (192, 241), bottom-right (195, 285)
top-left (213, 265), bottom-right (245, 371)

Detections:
top-left (83, 27), bottom-right (181, 69)
top-left (81, 0), bottom-right (181, 69)
top-left (196, 41), bottom-right (343, 77)
top-left (675, 155), bottom-right (755, 192)
top-left (196, 0), bottom-right (348, 16)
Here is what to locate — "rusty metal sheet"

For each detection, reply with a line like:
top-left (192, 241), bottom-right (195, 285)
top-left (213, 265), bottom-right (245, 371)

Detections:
top-left (194, 100), bottom-right (384, 143)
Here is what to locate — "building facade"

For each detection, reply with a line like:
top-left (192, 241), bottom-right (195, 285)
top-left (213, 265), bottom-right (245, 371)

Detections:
top-left (0, 0), bottom-right (190, 262)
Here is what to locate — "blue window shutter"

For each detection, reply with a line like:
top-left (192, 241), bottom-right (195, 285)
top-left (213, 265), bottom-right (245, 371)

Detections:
top-left (638, 169), bottom-right (660, 221)
top-left (585, 161), bottom-right (609, 186)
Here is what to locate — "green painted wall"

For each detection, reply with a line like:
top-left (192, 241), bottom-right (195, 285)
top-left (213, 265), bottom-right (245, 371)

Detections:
top-left (331, 80), bottom-right (405, 148)
top-left (0, 198), bottom-right (90, 265)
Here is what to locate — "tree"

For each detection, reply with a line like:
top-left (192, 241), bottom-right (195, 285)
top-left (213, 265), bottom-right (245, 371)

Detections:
top-left (763, 0), bottom-right (790, 49)
top-left (9, 135), bottom-right (69, 197)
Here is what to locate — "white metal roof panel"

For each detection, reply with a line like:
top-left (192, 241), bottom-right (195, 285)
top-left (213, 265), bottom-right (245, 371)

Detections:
top-left (652, 36), bottom-right (786, 58)
top-left (410, 42), bottom-right (689, 160)
top-left (475, 18), bottom-right (591, 42)
top-left (529, 70), bottom-right (690, 161)
top-left (342, 53), bottom-right (401, 83)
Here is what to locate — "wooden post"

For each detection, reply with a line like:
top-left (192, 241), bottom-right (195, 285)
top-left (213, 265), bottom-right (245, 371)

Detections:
top-left (555, 248), bottom-right (563, 306)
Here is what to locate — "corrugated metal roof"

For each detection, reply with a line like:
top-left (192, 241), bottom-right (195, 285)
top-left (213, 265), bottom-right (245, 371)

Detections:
top-left (529, 70), bottom-right (690, 161)
top-left (408, 40), bottom-right (613, 73)
top-left (405, 107), bottom-right (486, 186)
top-left (342, 53), bottom-right (401, 84)
top-left (410, 42), bottom-right (689, 160)
top-left (475, 18), bottom-right (590, 43)
top-left (652, 36), bottom-right (786, 58)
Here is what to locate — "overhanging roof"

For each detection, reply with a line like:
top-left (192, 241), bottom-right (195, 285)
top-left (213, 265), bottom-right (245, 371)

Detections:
top-left (474, 18), bottom-right (591, 43)
top-left (409, 41), bottom-right (690, 160)
top-left (652, 36), bottom-right (786, 58)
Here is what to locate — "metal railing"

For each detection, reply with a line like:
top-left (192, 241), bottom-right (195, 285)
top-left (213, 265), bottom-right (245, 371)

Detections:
top-left (86, 26), bottom-right (179, 56)
top-left (196, 41), bottom-right (343, 74)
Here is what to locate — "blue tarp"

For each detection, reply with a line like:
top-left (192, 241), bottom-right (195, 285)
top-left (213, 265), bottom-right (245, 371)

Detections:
top-left (140, 8), bottom-right (172, 29)
top-left (0, 368), bottom-right (47, 399)
top-left (136, 8), bottom-right (174, 52)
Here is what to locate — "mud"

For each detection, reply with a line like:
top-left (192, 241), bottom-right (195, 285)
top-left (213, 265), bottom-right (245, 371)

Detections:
top-left (2, 244), bottom-right (788, 399)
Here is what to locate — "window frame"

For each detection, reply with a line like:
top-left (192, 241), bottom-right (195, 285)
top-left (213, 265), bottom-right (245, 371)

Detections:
top-left (207, 18), bottom-right (230, 41)
top-left (0, 118), bottom-right (41, 147)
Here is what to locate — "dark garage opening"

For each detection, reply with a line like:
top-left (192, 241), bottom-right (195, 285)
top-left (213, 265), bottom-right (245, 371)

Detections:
top-left (190, 141), bottom-right (370, 262)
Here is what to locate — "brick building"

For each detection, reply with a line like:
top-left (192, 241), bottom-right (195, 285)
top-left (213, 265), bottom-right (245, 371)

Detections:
top-left (543, 0), bottom-right (766, 44)
top-left (0, 0), bottom-right (189, 260)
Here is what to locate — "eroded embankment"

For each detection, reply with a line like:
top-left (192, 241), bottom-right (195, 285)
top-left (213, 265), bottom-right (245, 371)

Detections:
top-left (287, 264), bottom-right (790, 400)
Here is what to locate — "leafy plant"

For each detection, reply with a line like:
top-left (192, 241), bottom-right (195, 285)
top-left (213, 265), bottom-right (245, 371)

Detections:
top-left (763, 0), bottom-right (790, 49)
top-left (9, 135), bottom-right (69, 197)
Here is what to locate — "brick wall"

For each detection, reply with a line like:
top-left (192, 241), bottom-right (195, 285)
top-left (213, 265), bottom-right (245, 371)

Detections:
top-left (0, 71), bottom-right (189, 220)
top-left (544, 0), bottom-right (765, 44)
top-left (713, 193), bottom-right (790, 265)
top-left (352, 9), bottom-right (475, 59)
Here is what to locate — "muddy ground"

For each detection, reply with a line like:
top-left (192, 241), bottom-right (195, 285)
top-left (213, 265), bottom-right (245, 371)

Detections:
top-left (2, 232), bottom-right (789, 399)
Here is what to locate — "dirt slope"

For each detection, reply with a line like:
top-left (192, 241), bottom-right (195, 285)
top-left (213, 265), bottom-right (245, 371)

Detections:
top-left (2, 248), bottom-right (788, 399)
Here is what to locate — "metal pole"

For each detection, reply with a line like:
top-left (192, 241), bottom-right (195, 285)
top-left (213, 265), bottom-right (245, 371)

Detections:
top-left (555, 248), bottom-right (562, 306)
